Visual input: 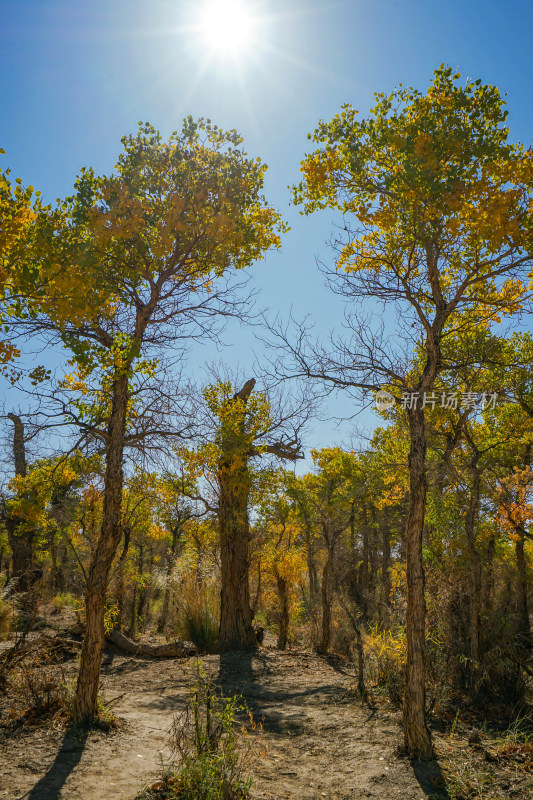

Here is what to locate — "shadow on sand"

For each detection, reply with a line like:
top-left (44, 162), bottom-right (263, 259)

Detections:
top-left (411, 755), bottom-right (451, 799)
top-left (22, 725), bottom-right (90, 800)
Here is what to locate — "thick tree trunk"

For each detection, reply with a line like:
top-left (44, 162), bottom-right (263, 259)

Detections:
top-left (217, 380), bottom-right (258, 651)
top-left (403, 407), bottom-right (432, 760)
top-left (6, 530), bottom-right (34, 592)
top-left (74, 371), bottom-right (129, 720)
top-left (217, 459), bottom-right (256, 650)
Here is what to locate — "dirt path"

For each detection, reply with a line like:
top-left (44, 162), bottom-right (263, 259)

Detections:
top-left (0, 645), bottom-right (440, 800)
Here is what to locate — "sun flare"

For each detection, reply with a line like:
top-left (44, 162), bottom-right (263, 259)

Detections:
top-left (196, 0), bottom-right (257, 57)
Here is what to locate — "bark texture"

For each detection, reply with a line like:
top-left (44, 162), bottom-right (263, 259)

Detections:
top-left (403, 408), bottom-right (433, 759)
top-left (465, 458), bottom-right (482, 683)
top-left (276, 571), bottom-right (290, 650)
top-left (106, 628), bottom-right (197, 657)
top-left (319, 537), bottom-right (336, 654)
top-left (217, 380), bottom-right (257, 650)
top-left (4, 414), bottom-right (34, 594)
top-left (74, 371), bottom-right (129, 719)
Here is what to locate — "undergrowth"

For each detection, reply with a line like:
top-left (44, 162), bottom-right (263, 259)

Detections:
top-left (138, 663), bottom-right (259, 800)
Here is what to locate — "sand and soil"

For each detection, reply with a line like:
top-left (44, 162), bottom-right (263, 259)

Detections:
top-left (0, 632), bottom-right (531, 799)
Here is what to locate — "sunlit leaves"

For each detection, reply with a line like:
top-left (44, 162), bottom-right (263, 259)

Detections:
top-left (294, 64), bottom-right (533, 330)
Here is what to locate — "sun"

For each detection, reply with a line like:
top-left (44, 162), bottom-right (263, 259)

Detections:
top-left (196, 0), bottom-right (257, 57)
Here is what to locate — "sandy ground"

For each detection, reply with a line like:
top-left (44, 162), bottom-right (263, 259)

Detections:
top-left (0, 639), bottom-right (448, 800)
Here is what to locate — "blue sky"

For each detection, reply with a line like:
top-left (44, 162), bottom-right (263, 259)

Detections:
top-left (2, 0), bottom-right (533, 458)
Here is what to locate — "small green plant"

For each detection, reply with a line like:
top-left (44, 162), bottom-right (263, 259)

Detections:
top-left (140, 663), bottom-right (258, 800)
top-left (450, 709), bottom-right (460, 741)
top-left (48, 592), bottom-right (78, 614)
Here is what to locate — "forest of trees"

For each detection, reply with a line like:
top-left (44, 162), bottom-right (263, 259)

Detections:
top-left (2, 64), bottom-right (533, 787)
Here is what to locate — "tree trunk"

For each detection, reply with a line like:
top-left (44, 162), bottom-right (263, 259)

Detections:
top-left (217, 466), bottom-right (256, 649)
top-left (251, 560), bottom-right (262, 619)
top-left (6, 529), bottom-right (34, 592)
top-left (74, 370), bottom-right (129, 720)
top-left (115, 526), bottom-right (131, 631)
top-left (276, 571), bottom-right (290, 650)
top-left (381, 507), bottom-right (391, 624)
top-left (482, 534), bottom-right (496, 621)
top-left (369, 504), bottom-right (378, 616)
top-left (304, 526), bottom-right (319, 607)
top-left (403, 407), bottom-right (432, 760)
top-left (217, 449), bottom-right (255, 650)
top-left (135, 544), bottom-right (147, 632)
top-left (465, 462), bottom-right (482, 684)
top-left (158, 525), bottom-right (180, 634)
top-left (5, 414), bottom-right (34, 594)
top-left (515, 530), bottom-right (531, 651)
top-left (319, 539), bottom-right (335, 653)
top-left (515, 441), bottom-right (532, 652)
top-left (359, 504), bottom-right (369, 618)
top-left (217, 380), bottom-right (258, 651)
top-left (354, 621), bottom-right (365, 698)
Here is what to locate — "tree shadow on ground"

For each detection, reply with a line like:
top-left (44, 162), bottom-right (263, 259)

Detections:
top-left (216, 649), bottom-right (270, 728)
top-left (217, 648), bottom-right (262, 696)
top-left (411, 757), bottom-right (451, 799)
top-left (22, 725), bottom-right (90, 800)
top-left (215, 649), bottom-right (340, 735)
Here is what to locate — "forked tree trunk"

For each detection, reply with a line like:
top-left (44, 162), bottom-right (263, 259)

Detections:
top-left (74, 370), bottom-right (129, 720)
top-left (403, 407), bottom-right (432, 759)
top-left (216, 378), bottom-right (301, 650)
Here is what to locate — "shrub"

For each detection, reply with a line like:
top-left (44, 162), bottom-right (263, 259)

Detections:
top-left (139, 664), bottom-right (257, 800)
top-left (48, 592), bottom-right (78, 614)
top-left (364, 624), bottom-right (406, 704)
top-left (176, 580), bottom-right (219, 653)
top-left (0, 592), bottom-right (13, 640)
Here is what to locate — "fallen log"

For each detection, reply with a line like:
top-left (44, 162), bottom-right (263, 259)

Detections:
top-left (105, 629), bottom-right (197, 658)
